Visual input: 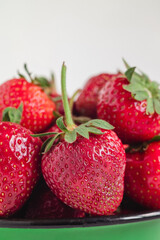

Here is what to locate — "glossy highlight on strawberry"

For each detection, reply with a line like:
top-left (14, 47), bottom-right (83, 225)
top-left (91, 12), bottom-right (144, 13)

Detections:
top-left (0, 122), bottom-right (42, 217)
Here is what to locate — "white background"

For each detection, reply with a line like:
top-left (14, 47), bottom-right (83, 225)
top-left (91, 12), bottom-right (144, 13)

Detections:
top-left (0, 0), bottom-right (160, 95)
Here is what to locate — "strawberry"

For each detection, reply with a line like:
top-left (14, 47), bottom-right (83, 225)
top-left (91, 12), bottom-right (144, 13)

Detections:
top-left (125, 137), bottom-right (160, 209)
top-left (0, 65), bottom-right (56, 133)
top-left (75, 73), bottom-right (121, 118)
top-left (42, 130), bottom-right (125, 215)
top-left (97, 61), bottom-right (160, 143)
top-left (0, 78), bottom-right (55, 133)
top-left (0, 107), bottom-right (42, 217)
top-left (25, 179), bottom-right (85, 219)
top-left (34, 63), bottom-right (126, 215)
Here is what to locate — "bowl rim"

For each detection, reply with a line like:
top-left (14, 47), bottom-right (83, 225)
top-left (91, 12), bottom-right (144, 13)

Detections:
top-left (0, 210), bottom-right (160, 229)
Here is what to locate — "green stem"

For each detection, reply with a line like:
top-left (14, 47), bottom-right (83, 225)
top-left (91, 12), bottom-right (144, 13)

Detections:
top-left (61, 63), bottom-right (75, 129)
top-left (69, 89), bottom-right (81, 112)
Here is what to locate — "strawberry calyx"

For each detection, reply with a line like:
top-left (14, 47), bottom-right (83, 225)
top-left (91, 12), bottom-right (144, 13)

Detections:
top-left (125, 135), bottom-right (160, 153)
top-left (53, 110), bottom-right (92, 124)
top-left (2, 102), bottom-right (23, 124)
top-left (18, 64), bottom-right (56, 95)
top-left (32, 63), bottom-right (114, 153)
top-left (122, 59), bottom-right (160, 115)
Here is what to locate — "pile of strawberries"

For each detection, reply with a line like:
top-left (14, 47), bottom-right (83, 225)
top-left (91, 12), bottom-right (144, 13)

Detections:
top-left (0, 60), bottom-right (160, 220)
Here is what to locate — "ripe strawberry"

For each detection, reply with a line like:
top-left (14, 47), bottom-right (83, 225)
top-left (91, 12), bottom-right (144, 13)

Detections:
top-left (0, 77), bottom-right (56, 133)
top-left (75, 73), bottom-right (121, 118)
top-left (42, 130), bottom-right (125, 215)
top-left (0, 120), bottom-right (42, 217)
top-left (25, 179), bottom-right (85, 219)
top-left (97, 63), bottom-right (160, 143)
top-left (34, 63), bottom-right (126, 215)
top-left (125, 138), bottom-right (160, 209)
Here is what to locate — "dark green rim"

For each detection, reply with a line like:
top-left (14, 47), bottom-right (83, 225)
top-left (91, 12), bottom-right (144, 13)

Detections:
top-left (1, 210), bottom-right (160, 229)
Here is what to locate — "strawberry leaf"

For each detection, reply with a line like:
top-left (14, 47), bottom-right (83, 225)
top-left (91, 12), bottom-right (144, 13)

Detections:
top-left (56, 117), bottom-right (68, 132)
top-left (41, 137), bottom-right (53, 153)
top-left (133, 91), bottom-right (148, 101)
top-left (24, 63), bottom-right (33, 81)
top-left (75, 125), bottom-right (89, 139)
top-left (123, 82), bottom-right (146, 92)
top-left (123, 60), bottom-right (160, 115)
top-left (122, 58), bottom-right (130, 69)
top-left (2, 102), bottom-right (23, 124)
top-left (146, 98), bottom-right (154, 115)
top-left (138, 70), bottom-right (150, 83)
top-left (153, 98), bottom-right (160, 115)
top-left (149, 135), bottom-right (160, 143)
top-left (64, 130), bottom-right (77, 143)
top-left (53, 111), bottom-right (62, 118)
top-left (124, 67), bottom-right (136, 82)
top-left (86, 119), bottom-right (114, 130)
top-left (31, 132), bottom-right (57, 137)
top-left (33, 77), bottom-right (50, 88)
top-left (17, 71), bottom-right (26, 79)
top-left (43, 132), bottom-right (63, 153)
top-left (87, 127), bottom-right (103, 134)
top-left (123, 59), bottom-right (142, 82)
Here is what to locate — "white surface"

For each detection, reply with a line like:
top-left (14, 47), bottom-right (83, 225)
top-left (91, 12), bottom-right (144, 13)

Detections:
top-left (0, 0), bottom-right (160, 95)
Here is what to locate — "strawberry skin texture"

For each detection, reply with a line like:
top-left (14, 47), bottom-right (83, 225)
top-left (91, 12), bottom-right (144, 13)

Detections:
top-left (0, 122), bottom-right (42, 217)
top-left (125, 142), bottom-right (160, 209)
top-left (97, 77), bottom-right (160, 143)
top-left (75, 73), bottom-right (120, 118)
top-left (0, 78), bottom-right (56, 133)
top-left (25, 180), bottom-right (85, 219)
top-left (42, 130), bottom-right (126, 215)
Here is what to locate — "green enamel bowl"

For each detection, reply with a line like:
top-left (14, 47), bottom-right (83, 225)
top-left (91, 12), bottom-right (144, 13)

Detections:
top-left (1, 211), bottom-right (160, 240)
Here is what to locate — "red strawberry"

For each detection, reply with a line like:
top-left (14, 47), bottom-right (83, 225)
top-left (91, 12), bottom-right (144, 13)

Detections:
top-left (0, 121), bottom-right (42, 217)
top-left (125, 139), bottom-right (160, 209)
top-left (97, 65), bottom-right (160, 143)
top-left (25, 179), bottom-right (85, 219)
top-left (36, 63), bottom-right (126, 216)
top-left (0, 78), bottom-right (56, 133)
top-left (42, 130), bottom-right (125, 215)
top-left (75, 73), bottom-right (121, 118)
